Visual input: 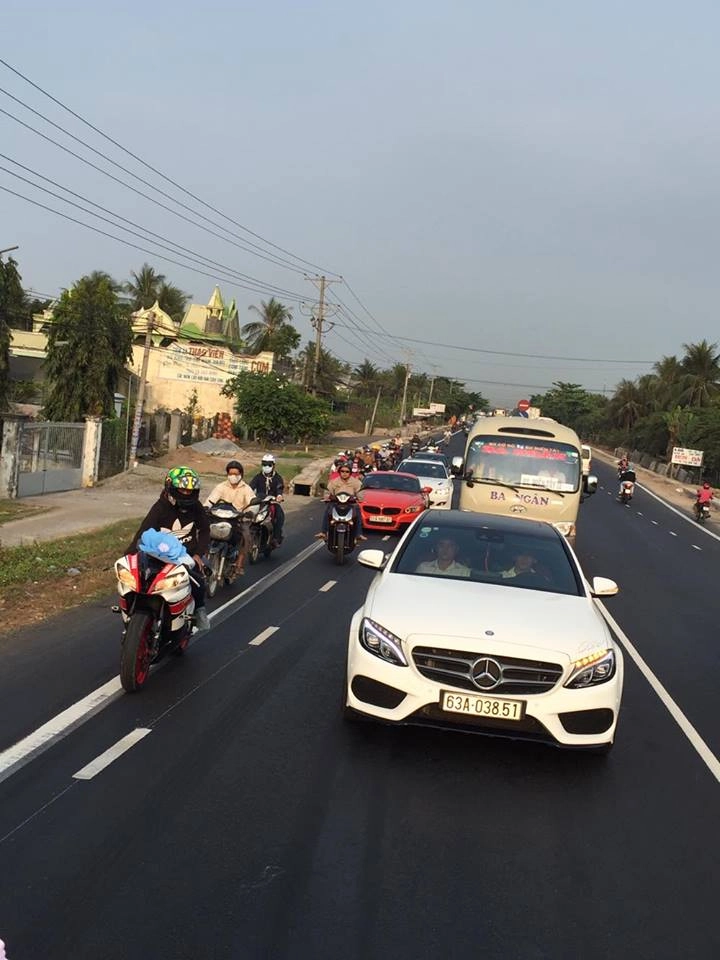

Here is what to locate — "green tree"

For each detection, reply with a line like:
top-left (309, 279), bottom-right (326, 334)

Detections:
top-left (123, 263), bottom-right (165, 309)
top-left (353, 359), bottom-right (380, 395)
top-left (530, 382), bottom-right (598, 433)
top-left (157, 281), bottom-right (190, 324)
top-left (679, 339), bottom-right (720, 407)
top-left (609, 379), bottom-right (642, 431)
top-left (222, 371), bottom-right (331, 442)
top-left (0, 256), bottom-right (26, 410)
top-left (43, 273), bottom-right (133, 421)
top-left (243, 298), bottom-right (300, 358)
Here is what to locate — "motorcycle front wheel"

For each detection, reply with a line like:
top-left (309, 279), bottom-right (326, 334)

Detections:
top-left (120, 613), bottom-right (153, 692)
top-left (206, 551), bottom-right (222, 598)
top-left (248, 530), bottom-right (260, 564)
top-left (335, 539), bottom-right (346, 566)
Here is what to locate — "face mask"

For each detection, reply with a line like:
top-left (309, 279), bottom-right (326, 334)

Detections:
top-left (228, 475), bottom-right (241, 485)
top-left (262, 465), bottom-right (273, 475)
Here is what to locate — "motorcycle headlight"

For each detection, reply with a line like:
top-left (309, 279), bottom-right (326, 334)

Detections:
top-left (553, 521), bottom-right (576, 538)
top-left (153, 571), bottom-right (188, 593)
top-left (359, 618), bottom-right (408, 666)
top-left (117, 567), bottom-right (136, 588)
top-left (565, 649), bottom-right (615, 688)
top-left (404, 504), bottom-right (423, 514)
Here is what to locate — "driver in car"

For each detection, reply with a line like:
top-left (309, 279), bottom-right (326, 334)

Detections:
top-left (416, 538), bottom-right (471, 578)
top-left (501, 553), bottom-right (538, 579)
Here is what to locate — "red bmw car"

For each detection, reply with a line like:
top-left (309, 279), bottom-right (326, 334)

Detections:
top-left (359, 471), bottom-right (429, 533)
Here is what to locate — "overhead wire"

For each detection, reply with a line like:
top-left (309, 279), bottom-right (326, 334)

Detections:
top-left (0, 58), bottom-right (339, 276)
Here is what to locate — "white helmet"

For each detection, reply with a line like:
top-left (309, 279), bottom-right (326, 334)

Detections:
top-left (261, 453), bottom-right (275, 475)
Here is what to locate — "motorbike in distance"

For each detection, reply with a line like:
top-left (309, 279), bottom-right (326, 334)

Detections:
top-left (114, 531), bottom-right (196, 692)
top-left (617, 468), bottom-right (636, 505)
top-left (694, 500), bottom-right (712, 524)
top-left (322, 490), bottom-right (360, 566)
top-left (205, 500), bottom-right (248, 597)
top-left (245, 495), bottom-right (280, 563)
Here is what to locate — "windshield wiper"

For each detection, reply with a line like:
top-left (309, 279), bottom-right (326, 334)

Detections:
top-left (464, 476), bottom-right (519, 494)
top-left (521, 483), bottom-right (565, 498)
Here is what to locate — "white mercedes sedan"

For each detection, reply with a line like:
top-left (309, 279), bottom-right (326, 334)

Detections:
top-left (396, 458), bottom-right (453, 509)
top-left (344, 510), bottom-right (623, 752)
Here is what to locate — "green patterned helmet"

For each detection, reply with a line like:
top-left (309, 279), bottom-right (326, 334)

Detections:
top-left (164, 466), bottom-right (200, 507)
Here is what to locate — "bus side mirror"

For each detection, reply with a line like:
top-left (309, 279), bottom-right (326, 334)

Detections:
top-left (585, 475), bottom-right (598, 496)
top-left (451, 456), bottom-right (463, 476)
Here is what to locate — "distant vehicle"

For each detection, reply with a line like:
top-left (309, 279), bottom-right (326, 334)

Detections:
top-left (451, 417), bottom-right (597, 545)
top-left (345, 510), bottom-right (623, 753)
top-left (396, 458), bottom-right (453, 510)
top-left (581, 445), bottom-right (592, 478)
top-left (359, 471), bottom-right (429, 533)
top-left (409, 449), bottom-right (450, 469)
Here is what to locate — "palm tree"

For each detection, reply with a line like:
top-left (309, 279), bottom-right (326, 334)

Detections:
top-left (353, 359), bottom-right (379, 395)
top-left (653, 355), bottom-right (683, 407)
top-left (243, 297), bottom-right (295, 354)
top-left (123, 263), bottom-right (166, 310)
top-left (610, 379), bottom-right (641, 431)
top-left (157, 281), bottom-right (190, 324)
top-left (679, 340), bottom-right (720, 407)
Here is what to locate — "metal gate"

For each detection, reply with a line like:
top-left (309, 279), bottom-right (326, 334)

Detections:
top-left (17, 422), bottom-right (86, 497)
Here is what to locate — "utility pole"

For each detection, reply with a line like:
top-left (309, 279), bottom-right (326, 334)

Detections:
top-left (128, 311), bottom-right (154, 469)
top-left (399, 362), bottom-right (412, 427)
top-left (304, 275), bottom-right (339, 395)
top-left (368, 386), bottom-right (382, 436)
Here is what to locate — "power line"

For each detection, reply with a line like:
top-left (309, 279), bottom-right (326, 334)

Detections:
top-left (0, 58), bottom-right (339, 277)
top-left (0, 184), bottom-right (312, 301)
top-left (0, 155), bottom-right (311, 302)
top-left (0, 103), bottom-right (311, 276)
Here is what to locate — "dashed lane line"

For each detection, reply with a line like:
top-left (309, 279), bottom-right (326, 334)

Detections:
top-left (597, 602), bottom-right (720, 785)
top-left (73, 728), bottom-right (151, 781)
top-left (669, 531), bottom-right (678, 537)
top-left (249, 626), bottom-right (279, 647)
top-left (692, 544), bottom-right (702, 551)
top-left (319, 580), bottom-right (337, 592)
top-left (634, 482), bottom-right (720, 544)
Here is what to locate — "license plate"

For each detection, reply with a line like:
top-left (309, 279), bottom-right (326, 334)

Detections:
top-left (440, 691), bottom-right (525, 721)
top-left (369, 515), bottom-right (393, 523)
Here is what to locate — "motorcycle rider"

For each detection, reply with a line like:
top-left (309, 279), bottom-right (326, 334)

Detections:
top-left (695, 481), bottom-right (714, 519)
top-left (316, 462), bottom-right (366, 541)
top-left (205, 460), bottom-right (254, 577)
top-left (128, 466), bottom-right (211, 631)
top-left (249, 453), bottom-right (285, 545)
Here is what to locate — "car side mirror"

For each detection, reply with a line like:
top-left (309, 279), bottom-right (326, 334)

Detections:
top-left (357, 549), bottom-right (387, 570)
top-left (585, 474), bottom-right (598, 495)
top-left (591, 576), bottom-right (618, 597)
top-left (451, 456), bottom-right (464, 476)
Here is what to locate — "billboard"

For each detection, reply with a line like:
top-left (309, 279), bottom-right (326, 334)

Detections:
top-left (671, 447), bottom-right (703, 467)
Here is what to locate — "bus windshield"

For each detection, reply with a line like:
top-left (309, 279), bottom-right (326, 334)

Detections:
top-left (466, 437), bottom-right (581, 493)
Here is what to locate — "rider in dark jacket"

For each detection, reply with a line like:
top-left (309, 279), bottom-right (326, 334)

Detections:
top-left (128, 466), bottom-right (211, 630)
top-left (249, 453), bottom-right (285, 544)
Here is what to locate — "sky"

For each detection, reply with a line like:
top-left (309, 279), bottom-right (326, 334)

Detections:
top-left (3, 0), bottom-right (720, 406)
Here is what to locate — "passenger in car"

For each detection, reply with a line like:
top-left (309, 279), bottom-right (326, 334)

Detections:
top-left (416, 538), bottom-right (471, 578)
top-left (500, 553), bottom-right (539, 579)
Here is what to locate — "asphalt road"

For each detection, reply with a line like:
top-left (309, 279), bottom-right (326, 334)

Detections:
top-left (0, 435), bottom-right (718, 959)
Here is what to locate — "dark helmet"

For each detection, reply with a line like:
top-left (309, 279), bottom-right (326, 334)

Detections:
top-left (703, 481), bottom-right (711, 488)
top-left (164, 466), bottom-right (200, 510)
top-left (226, 460), bottom-right (244, 476)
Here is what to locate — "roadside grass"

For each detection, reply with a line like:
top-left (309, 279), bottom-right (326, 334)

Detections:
top-left (0, 518), bottom-right (141, 590)
top-left (0, 501), bottom-right (51, 525)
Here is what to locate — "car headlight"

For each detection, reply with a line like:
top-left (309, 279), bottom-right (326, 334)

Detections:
top-left (404, 504), bottom-right (423, 513)
top-left (565, 649), bottom-right (615, 688)
top-left (553, 521), bottom-right (576, 538)
top-left (359, 618), bottom-right (408, 666)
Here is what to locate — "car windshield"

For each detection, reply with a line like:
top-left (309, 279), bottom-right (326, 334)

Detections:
top-left (466, 437), bottom-right (581, 493)
top-left (399, 461), bottom-right (448, 480)
top-left (392, 520), bottom-right (583, 595)
top-left (362, 474), bottom-right (421, 493)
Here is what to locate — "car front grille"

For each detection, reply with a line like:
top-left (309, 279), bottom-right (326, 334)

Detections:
top-left (412, 646), bottom-right (564, 695)
top-left (363, 505), bottom-right (401, 515)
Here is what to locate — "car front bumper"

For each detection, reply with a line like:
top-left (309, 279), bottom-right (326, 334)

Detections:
top-left (345, 611), bottom-right (624, 749)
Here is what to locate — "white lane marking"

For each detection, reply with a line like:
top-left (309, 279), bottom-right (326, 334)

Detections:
top-left (651, 520), bottom-right (659, 525)
top-left (637, 512), bottom-right (643, 517)
top-left (597, 602), bottom-right (720, 784)
top-left (73, 728), bottom-right (151, 781)
top-left (249, 626), bottom-right (279, 646)
top-left (0, 540), bottom-right (324, 785)
top-left (634, 482), bottom-right (720, 543)
top-left (692, 544), bottom-right (702, 551)
top-left (318, 580), bottom-right (337, 592)
top-left (669, 531), bottom-right (678, 537)
top-left (0, 678), bottom-right (122, 784)
top-left (382, 535), bottom-right (390, 541)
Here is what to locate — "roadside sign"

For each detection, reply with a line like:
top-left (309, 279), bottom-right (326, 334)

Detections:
top-left (671, 447), bottom-right (703, 467)
top-left (517, 398), bottom-right (530, 412)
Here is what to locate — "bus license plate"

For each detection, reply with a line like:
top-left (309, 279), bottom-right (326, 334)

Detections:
top-left (441, 691), bottom-right (525, 721)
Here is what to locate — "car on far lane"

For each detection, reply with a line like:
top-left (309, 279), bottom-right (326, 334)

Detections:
top-left (409, 449), bottom-right (450, 469)
top-left (358, 471), bottom-right (429, 534)
top-left (397, 458), bottom-right (453, 509)
top-left (344, 510), bottom-right (624, 753)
